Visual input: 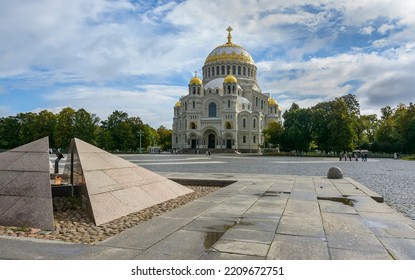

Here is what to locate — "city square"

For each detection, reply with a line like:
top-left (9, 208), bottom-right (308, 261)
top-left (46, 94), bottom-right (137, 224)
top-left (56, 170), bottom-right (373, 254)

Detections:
top-left (1, 2), bottom-right (414, 275)
top-left (1, 151), bottom-right (415, 260)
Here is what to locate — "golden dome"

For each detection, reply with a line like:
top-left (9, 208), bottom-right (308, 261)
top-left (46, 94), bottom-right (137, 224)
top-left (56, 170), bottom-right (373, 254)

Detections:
top-left (224, 74), bottom-right (237, 83)
top-left (175, 101), bottom-right (181, 108)
top-left (268, 97), bottom-right (278, 106)
top-left (189, 75), bottom-right (202, 85)
top-left (189, 71), bottom-right (202, 85)
top-left (204, 26), bottom-right (254, 66)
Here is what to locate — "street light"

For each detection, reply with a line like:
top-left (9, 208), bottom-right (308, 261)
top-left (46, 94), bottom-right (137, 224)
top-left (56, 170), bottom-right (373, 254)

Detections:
top-left (137, 130), bottom-right (144, 153)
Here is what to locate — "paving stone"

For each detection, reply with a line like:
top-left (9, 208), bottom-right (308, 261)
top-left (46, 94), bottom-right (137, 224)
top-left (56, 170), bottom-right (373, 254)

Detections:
top-left (101, 216), bottom-right (190, 250)
top-left (359, 212), bottom-right (415, 238)
top-left (333, 182), bottom-right (366, 196)
top-left (267, 234), bottom-right (330, 260)
top-left (162, 200), bottom-right (219, 219)
top-left (182, 217), bottom-right (238, 232)
top-left (66, 245), bottom-right (142, 260)
top-left (221, 228), bottom-right (275, 244)
top-left (283, 200), bottom-right (320, 216)
top-left (318, 199), bottom-right (357, 214)
top-left (289, 190), bottom-right (317, 201)
top-left (0, 236), bottom-right (87, 260)
top-left (212, 239), bottom-right (269, 257)
top-left (232, 217), bottom-right (279, 232)
top-left (276, 214), bottom-right (325, 238)
top-left (352, 196), bottom-right (395, 214)
top-left (329, 248), bottom-right (393, 260)
top-left (134, 230), bottom-right (207, 260)
top-left (201, 251), bottom-right (264, 260)
top-left (378, 237), bottom-right (415, 259)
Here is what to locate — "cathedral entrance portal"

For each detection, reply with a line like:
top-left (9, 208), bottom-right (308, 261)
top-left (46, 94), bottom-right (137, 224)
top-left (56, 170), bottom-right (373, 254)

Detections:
top-left (208, 134), bottom-right (215, 149)
top-left (191, 139), bottom-right (197, 149)
top-left (226, 139), bottom-right (232, 149)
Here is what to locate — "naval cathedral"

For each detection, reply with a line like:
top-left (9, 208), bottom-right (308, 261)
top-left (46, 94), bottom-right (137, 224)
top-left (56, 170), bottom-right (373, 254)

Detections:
top-left (172, 27), bottom-right (282, 153)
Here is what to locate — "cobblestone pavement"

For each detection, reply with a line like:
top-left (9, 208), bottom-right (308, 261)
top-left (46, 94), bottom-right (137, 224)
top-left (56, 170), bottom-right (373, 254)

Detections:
top-left (118, 154), bottom-right (415, 221)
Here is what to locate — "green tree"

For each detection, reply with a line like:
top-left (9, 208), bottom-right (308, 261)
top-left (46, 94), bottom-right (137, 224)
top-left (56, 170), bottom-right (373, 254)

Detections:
top-left (281, 105), bottom-right (313, 152)
top-left (0, 116), bottom-right (20, 149)
top-left (156, 125), bottom-right (172, 150)
top-left (356, 114), bottom-right (378, 149)
top-left (327, 99), bottom-right (355, 152)
top-left (54, 107), bottom-right (76, 148)
top-left (17, 112), bottom-right (38, 145)
top-left (264, 121), bottom-right (284, 148)
top-left (311, 98), bottom-right (356, 153)
top-left (35, 110), bottom-right (57, 147)
top-left (74, 108), bottom-right (100, 145)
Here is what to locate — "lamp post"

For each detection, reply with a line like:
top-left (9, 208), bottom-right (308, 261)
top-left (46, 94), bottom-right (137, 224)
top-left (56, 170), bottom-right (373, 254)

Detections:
top-left (137, 130), bottom-right (144, 153)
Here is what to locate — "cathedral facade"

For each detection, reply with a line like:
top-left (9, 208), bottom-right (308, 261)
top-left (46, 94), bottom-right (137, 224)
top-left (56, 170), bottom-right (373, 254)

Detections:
top-left (172, 27), bottom-right (282, 153)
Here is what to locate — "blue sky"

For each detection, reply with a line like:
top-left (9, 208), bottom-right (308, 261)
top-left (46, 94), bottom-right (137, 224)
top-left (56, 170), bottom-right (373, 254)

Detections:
top-left (1, 0), bottom-right (414, 128)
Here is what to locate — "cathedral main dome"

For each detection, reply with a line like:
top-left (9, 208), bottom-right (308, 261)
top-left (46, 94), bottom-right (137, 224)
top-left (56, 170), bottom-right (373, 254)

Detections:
top-left (202, 27), bottom-right (258, 85)
top-left (204, 27), bottom-right (254, 66)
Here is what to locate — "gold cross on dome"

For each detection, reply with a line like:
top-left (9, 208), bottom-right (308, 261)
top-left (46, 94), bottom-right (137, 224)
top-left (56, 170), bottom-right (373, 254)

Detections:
top-left (194, 71), bottom-right (198, 77)
top-left (227, 26), bottom-right (233, 43)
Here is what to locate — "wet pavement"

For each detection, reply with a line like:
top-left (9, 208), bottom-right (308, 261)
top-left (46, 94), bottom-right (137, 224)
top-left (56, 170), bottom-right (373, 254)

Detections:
top-left (120, 154), bottom-right (415, 222)
top-left (1, 172), bottom-right (415, 260)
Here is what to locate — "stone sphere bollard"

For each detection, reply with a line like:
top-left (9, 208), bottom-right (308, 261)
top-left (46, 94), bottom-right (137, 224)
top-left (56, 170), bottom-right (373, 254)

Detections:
top-left (327, 166), bottom-right (343, 179)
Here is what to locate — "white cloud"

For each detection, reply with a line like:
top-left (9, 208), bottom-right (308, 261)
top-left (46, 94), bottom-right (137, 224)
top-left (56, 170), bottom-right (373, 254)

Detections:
top-left (378, 23), bottom-right (395, 34)
top-left (1, 0), bottom-right (415, 127)
top-left (359, 26), bottom-right (375, 35)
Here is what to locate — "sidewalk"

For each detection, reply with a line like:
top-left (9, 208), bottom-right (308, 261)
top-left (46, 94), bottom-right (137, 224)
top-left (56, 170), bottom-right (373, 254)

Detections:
top-left (1, 173), bottom-right (415, 260)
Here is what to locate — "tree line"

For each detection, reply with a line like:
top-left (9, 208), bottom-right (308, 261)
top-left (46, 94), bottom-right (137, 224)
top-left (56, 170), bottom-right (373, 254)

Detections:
top-left (0, 108), bottom-right (172, 152)
top-left (264, 94), bottom-right (415, 154)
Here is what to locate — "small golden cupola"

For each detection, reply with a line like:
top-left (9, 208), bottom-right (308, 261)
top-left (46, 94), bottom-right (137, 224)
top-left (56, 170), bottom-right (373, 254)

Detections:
top-left (268, 97), bottom-right (277, 106)
top-left (189, 71), bottom-right (202, 85)
top-left (189, 71), bottom-right (203, 95)
top-left (224, 74), bottom-right (237, 84)
top-left (174, 101), bottom-right (181, 108)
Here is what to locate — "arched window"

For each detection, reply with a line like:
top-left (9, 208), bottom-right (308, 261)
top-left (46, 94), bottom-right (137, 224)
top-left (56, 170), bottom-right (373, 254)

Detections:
top-left (216, 89), bottom-right (219, 94)
top-left (192, 87), bottom-right (195, 94)
top-left (243, 67), bottom-right (246, 76)
top-left (221, 65), bottom-right (225, 75)
top-left (248, 68), bottom-right (251, 77)
top-left (243, 135), bottom-right (246, 143)
top-left (242, 118), bottom-right (246, 128)
top-left (227, 85), bottom-right (231, 94)
top-left (192, 101), bottom-right (195, 109)
top-left (232, 65), bottom-right (236, 74)
top-left (185, 102), bottom-right (187, 111)
top-left (190, 122), bottom-right (196, 129)
top-left (208, 102), bottom-right (217, 117)
top-left (253, 136), bottom-right (256, 143)
top-left (238, 66), bottom-right (241, 75)
top-left (253, 118), bottom-right (256, 129)
top-left (228, 100), bottom-right (231, 108)
top-left (212, 67), bottom-right (215, 76)
top-left (227, 65), bottom-right (231, 74)
top-left (216, 66), bottom-right (220, 75)
top-left (226, 122), bottom-right (232, 129)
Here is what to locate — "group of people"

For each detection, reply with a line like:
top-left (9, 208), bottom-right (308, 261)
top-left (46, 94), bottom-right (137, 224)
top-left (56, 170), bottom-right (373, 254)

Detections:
top-left (339, 152), bottom-right (368, 161)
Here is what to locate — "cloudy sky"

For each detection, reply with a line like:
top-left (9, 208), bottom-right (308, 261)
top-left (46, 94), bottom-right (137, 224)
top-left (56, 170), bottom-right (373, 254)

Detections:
top-left (1, 0), bottom-right (414, 128)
